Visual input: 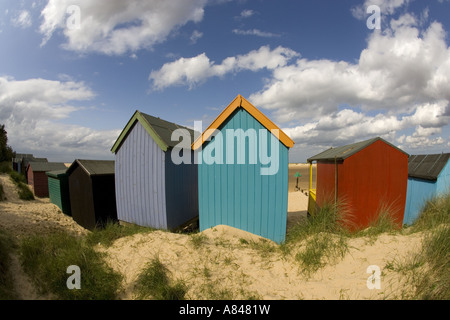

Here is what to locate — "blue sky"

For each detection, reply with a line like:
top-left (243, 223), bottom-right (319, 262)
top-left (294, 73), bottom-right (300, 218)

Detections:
top-left (0, 0), bottom-right (449, 163)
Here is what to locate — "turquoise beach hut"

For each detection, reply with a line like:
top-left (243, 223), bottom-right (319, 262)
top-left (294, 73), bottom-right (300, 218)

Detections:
top-left (403, 153), bottom-right (450, 225)
top-left (192, 95), bottom-right (295, 243)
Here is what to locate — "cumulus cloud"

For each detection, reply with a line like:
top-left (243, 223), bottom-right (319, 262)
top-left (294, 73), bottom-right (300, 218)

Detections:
top-left (149, 45), bottom-right (299, 90)
top-left (149, 12), bottom-right (450, 153)
top-left (248, 17), bottom-right (450, 152)
top-left (0, 76), bottom-right (120, 160)
top-left (39, 0), bottom-right (207, 55)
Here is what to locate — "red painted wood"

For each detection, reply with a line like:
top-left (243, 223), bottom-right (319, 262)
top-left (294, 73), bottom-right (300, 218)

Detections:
top-left (315, 140), bottom-right (408, 230)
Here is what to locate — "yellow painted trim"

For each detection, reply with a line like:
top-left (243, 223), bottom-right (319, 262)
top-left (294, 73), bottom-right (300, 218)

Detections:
top-left (192, 95), bottom-right (295, 150)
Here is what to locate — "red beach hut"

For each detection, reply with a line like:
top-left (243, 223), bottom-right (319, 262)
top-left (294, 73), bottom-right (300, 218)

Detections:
top-left (307, 137), bottom-right (409, 230)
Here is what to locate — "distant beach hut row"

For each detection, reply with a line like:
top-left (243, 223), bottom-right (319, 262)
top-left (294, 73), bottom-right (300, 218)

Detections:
top-left (11, 95), bottom-right (449, 242)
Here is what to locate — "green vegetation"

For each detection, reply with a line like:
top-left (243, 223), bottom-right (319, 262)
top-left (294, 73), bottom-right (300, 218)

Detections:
top-left (189, 233), bottom-right (208, 248)
top-left (387, 193), bottom-right (450, 300)
top-left (0, 125), bottom-right (15, 163)
top-left (134, 256), bottom-right (187, 300)
top-left (0, 228), bottom-right (18, 300)
top-left (283, 201), bottom-right (351, 276)
top-left (9, 171), bottom-right (34, 201)
top-left (410, 193), bottom-right (450, 232)
top-left (86, 220), bottom-right (155, 247)
top-left (0, 161), bottom-right (12, 174)
top-left (19, 232), bottom-right (122, 300)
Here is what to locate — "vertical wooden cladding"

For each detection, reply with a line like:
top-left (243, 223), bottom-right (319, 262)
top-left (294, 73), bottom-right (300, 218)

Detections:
top-left (312, 138), bottom-right (408, 230)
top-left (112, 113), bottom-right (198, 231)
top-left (26, 162), bottom-right (67, 198)
top-left (197, 101), bottom-right (291, 244)
top-left (67, 160), bottom-right (117, 230)
top-left (403, 154), bottom-right (450, 225)
top-left (47, 170), bottom-right (71, 216)
top-left (69, 164), bottom-right (96, 229)
top-left (115, 121), bottom-right (167, 229)
top-left (341, 140), bottom-right (408, 228)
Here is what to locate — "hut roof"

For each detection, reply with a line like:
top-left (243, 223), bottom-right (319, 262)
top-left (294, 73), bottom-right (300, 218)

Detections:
top-left (111, 111), bottom-right (197, 153)
top-left (28, 162), bottom-right (67, 172)
top-left (67, 159), bottom-right (115, 176)
top-left (307, 137), bottom-right (409, 162)
top-left (192, 94), bottom-right (295, 150)
top-left (46, 170), bottom-right (68, 178)
top-left (408, 153), bottom-right (450, 181)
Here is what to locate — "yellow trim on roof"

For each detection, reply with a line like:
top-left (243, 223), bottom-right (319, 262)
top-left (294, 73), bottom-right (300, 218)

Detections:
top-left (192, 95), bottom-right (295, 150)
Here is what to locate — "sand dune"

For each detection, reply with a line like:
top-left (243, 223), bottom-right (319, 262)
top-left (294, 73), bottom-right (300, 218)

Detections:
top-left (0, 171), bottom-right (422, 300)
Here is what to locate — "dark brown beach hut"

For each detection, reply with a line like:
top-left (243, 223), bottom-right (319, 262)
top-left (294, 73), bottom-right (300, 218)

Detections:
top-left (66, 159), bottom-right (117, 230)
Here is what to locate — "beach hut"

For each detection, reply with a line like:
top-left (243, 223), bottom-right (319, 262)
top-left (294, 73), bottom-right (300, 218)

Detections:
top-left (192, 95), bottom-right (295, 243)
top-left (12, 153), bottom-right (33, 174)
top-left (307, 137), bottom-right (409, 230)
top-left (111, 111), bottom-right (198, 230)
top-left (26, 162), bottom-right (67, 197)
top-left (46, 170), bottom-right (71, 216)
top-left (403, 153), bottom-right (450, 225)
top-left (67, 160), bottom-right (117, 230)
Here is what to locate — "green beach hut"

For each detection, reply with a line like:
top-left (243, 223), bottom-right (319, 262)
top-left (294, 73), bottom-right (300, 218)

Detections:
top-left (46, 169), bottom-right (71, 216)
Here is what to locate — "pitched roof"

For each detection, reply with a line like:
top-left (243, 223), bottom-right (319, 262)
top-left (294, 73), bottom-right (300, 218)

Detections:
top-left (28, 162), bottom-right (67, 172)
top-left (307, 137), bottom-right (409, 162)
top-left (192, 95), bottom-right (295, 150)
top-left (111, 110), bottom-right (197, 153)
top-left (46, 170), bottom-right (68, 178)
top-left (408, 153), bottom-right (450, 181)
top-left (67, 160), bottom-right (115, 176)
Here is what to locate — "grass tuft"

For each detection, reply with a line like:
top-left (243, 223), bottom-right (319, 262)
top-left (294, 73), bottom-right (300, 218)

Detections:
top-left (9, 171), bottom-right (34, 201)
top-left (135, 256), bottom-right (187, 300)
top-left (19, 231), bottom-right (122, 300)
top-left (86, 220), bottom-right (155, 247)
top-left (285, 200), bottom-right (350, 275)
top-left (0, 228), bottom-right (18, 300)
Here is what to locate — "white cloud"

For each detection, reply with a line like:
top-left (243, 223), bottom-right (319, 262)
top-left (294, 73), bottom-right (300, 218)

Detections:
top-left (351, 0), bottom-right (411, 20)
top-left (39, 0), bottom-right (208, 55)
top-left (0, 76), bottom-right (120, 160)
top-left (250, 18), bottom-right (450, 121)
top-left (232, 28), bottom-right (280, 38)
top-left (190, 30), bottom-right (203, 44)
top-left (11, 10), bottom-right (32, 28)
top-left (236, 9), bottom-right (255, 19)
top-left (149, 45), bottom-right (299, 90)
top-left (149, 14), bottom-right (450, 153)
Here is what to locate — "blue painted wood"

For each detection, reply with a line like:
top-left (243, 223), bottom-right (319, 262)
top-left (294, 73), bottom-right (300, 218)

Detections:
top-left (403, 177), bottom-right (436, 225)
top-left (436, 160), bottom-right (450, 194)
top-left (165, 151), bottom-right (198, 230)
top-left (198, 108), bottom-right (289, 243)
top-left (403, 159), bottom-right (450, 225)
